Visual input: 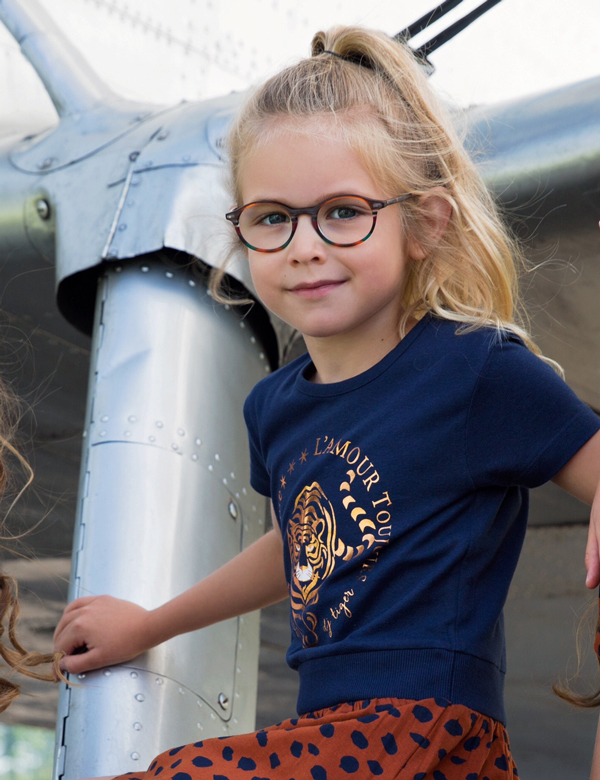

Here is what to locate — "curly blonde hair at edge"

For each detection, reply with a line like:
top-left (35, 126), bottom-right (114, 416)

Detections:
top-left (211, 24), bottom-right (556, 366)
top-left (0, 378), bottom-right (66, 713)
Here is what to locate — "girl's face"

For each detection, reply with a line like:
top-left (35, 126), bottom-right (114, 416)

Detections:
top-left (239, 121), bottom-right (413, 347)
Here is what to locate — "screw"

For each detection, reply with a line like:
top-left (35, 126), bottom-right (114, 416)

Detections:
top-left (218, 693), bottom-right (229, 710)
top-left (228, 500), bottom-right (238, 520)
top-left (35, 199), bottom-right (51, 220)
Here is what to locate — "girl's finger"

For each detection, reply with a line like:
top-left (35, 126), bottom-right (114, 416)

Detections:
top-left (585, 518), bottom-right (600, 589)
top-left (61, 648), bottom-right (104, 676)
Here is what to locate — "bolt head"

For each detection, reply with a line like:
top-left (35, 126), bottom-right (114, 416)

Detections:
top-left (35, 199), bottom-right (51, 220)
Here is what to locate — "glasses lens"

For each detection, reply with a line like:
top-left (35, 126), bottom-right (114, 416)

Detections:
top-left (237, 203), bottom-right (292, 251)
top-left (317, 196), bottom-right (374, 245)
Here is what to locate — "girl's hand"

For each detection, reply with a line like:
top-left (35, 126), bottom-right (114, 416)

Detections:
top-left (53, 595), bottom-right (152, 675)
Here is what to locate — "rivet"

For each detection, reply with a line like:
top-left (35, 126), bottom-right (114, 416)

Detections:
top-left (38, 157), bottom-right (54, 170)
top-left (215, 453), bottom-right (220, 461)
top-left (35, 199), bottom-right (51, 220)
top-left (244, 523), bottom-right (249, 531)
top-left (103, 670), bottom-right (111, 677)
top-left (259, 517), bottom-right (264, 526)
top-left (99, 430), bottom-right (106, 437)
top-left (165, 271), bottom-right (173, 278)
top-left (208, 464), bottom-right (214, 472)
top-left (242, 487), bottom-right (247, 495)
top-left (118, 223), bottom-right (127, 231)
top-left (115, 266), bottom-right (123, 273)
top-left (197, 722), bottom-right (203, 730)
top-left (125, 430), bottom-right (132, 437)
top-left (171, 443), bottom-right (179, 450)
top-left (222, 726), bottom-right (227, 733)
top-left (178, 428), bottom-right (185, 436)
top-left (78, 673), bottom-right (86, 679)
top-left (130, 671), bottom-right (138, 679)
top-left (141, 265), bottom-right (149, 272)
top-left (156, 421), bottom-right (163, 428)
top-left (135, 693), bottom-right (145, 702)
top-left (155, 678), bottom-right (163, 685)
top-left (236, 667), bottom-right (241, 674)
top-left (157, 131), bottom-right (169, 140)
top-left (149, 435), bottom-right (156, 442)
top-left (128, 416), bottom-right (137, 423)
top-left (210, 712), bottom-right (216, 720)
top-left (233, 718), bottom-right (238, 725)
top-left (133, 722), bottom-right (142, 731)
top-left (265, 366), bottom-right (271, 373)
top-left (129, 151), bottom-right (140, 161)
top-left (131, 752), bottom-right (140, 761)
top-left (230, 472), bottom-right (235, 479)
top-left (222, 477), bottom-right (228, 485)
top-left (250, 336), bottom-right (256, 344)
top-left (235, 691), bottom-right (240, 699)
top-left (235, 492), bottom-right (240, 499)
top-left (82, 431), bottom-right (87, 438)
top-left (179, 687), bottom-right (185, 695)
top-left (228, 500), bottom-right (238, 520)
top-left (189, 280), bottom-right (196, 287)
top-left (191, 453), bottom-right (198, 461)
top-left (131, 176), bottom-right (141, 186)
top-left (239, 322), bottom-right (246, 329)
top-left (224, 304), bottom-right (230, 311)
top-left (101, 416), bottom-right (109, 422)
top-left (259, 352), bottom-right (265, 359)
top-left (196, 699), bottom-right (202, 707)
top-left (195, 438), bottom-right (201, 446)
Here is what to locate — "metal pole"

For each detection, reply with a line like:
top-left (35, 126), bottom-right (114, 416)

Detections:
top-left (54, 258), bottom-right (271, 780)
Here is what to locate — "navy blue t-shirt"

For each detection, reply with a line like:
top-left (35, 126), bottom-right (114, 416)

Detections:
top-left (243, 314), bottom-right (600, 723)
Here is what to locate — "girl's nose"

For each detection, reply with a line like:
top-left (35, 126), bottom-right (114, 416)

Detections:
top-left (288, 214), bottom-right (326, 263)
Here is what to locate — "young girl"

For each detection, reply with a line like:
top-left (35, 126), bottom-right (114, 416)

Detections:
top-left (53, 26), bottom-right (600, 780)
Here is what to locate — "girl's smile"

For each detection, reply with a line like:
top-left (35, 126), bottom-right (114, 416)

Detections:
top-left (239, 120), bottom-right (416, 380)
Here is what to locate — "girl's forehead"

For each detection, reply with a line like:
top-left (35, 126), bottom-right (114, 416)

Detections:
top-left (238, 115), bottom-right (381, 201)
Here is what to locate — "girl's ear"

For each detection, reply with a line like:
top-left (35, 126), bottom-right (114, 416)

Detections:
top-left (407, 189), bottom-right (452, 261)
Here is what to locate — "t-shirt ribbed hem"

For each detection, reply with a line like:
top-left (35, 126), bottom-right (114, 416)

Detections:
top-left (296, 648), bottom-right (506, 724)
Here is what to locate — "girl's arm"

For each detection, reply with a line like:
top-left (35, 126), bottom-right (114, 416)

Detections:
top-left (54, 503), bottom-right (288, 675)
top-left (551, 429), bottom-right (600, 588)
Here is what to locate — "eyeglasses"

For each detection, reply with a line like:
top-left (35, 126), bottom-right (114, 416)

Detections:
top-left (225, 193), bottom-right (413, 253)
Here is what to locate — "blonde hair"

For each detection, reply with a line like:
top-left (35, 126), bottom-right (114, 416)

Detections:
top-left (0, 377), bottom-right (66, 713)
top-left (213, 25), bottom-right (547, 358)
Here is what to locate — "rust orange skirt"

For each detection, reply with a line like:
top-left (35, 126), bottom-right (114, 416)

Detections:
top-left (112, 697), bottom-right (518, 780)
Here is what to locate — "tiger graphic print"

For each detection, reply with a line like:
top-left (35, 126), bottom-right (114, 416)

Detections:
top-left (287, 481), bottom-right (364, 647)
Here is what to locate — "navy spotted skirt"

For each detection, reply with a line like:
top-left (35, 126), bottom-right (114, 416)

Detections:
top-left (113, 697), bottom-right (518, 779)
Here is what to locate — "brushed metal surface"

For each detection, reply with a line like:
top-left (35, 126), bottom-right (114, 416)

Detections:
top-left (55, 261), bottom-right (270, 779)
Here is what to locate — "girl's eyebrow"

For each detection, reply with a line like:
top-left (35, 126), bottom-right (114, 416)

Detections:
top-left (246, 190), bottom-right (376, 206)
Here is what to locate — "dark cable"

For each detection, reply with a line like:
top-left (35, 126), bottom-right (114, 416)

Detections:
top-left (413, 0), bottom-right (504, 60)
top-left (395, 0), bottom-right (466, 42)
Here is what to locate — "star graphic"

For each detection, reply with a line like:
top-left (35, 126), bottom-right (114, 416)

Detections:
top-left (300, 450), bottom-right (308, 464)
top-left (280, 475), bottom-right (287, 489)
top-left (288, 460), bottom-right (296, 474)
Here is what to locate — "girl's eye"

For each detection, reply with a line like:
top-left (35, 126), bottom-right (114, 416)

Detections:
top-left (260, 211), bottom-right (290, 226)
top-left (328, 207), bottom-right (358, 220)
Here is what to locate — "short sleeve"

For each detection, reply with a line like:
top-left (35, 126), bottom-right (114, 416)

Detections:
top-left (465, 336), bottom-right (600, 488)
top-left (243, 391), bottom-right (271, 497)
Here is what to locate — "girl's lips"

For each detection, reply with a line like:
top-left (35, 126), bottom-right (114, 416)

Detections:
top-left (289, 280), bottom-right (346, 299)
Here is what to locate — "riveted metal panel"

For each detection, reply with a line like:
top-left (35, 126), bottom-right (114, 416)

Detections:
top-left (55, 259), bottom-right (270, 779)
